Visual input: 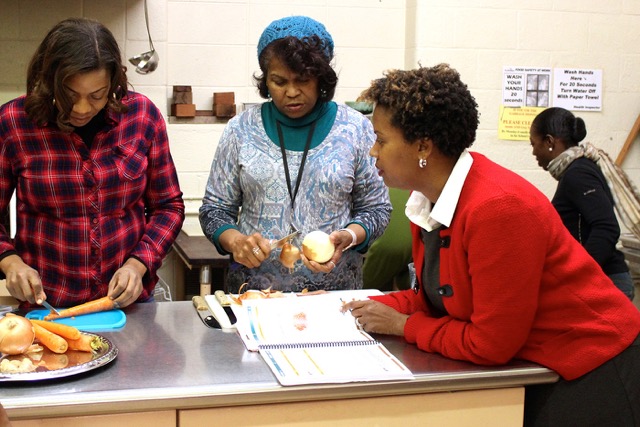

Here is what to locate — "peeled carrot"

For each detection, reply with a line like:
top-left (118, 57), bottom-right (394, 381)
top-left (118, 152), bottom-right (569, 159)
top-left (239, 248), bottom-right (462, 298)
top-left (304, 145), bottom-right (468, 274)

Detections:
top-left (44, 296), bottom-right (116, 321)
top-left (29, 319), bottom-right (81, 340)
top-left (32, 323), bottom-right (68, 354)
top-left (67, 334), bottom-right (101, 353)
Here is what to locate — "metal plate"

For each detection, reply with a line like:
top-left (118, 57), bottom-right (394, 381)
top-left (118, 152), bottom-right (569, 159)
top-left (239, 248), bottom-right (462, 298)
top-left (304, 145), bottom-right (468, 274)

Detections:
top-left (0, 333), bottom-right (117, 382)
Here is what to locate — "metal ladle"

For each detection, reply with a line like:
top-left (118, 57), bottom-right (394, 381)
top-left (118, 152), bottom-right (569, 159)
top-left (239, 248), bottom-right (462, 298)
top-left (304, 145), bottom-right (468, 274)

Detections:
top-left (128, 0), bottom-right (158, 74)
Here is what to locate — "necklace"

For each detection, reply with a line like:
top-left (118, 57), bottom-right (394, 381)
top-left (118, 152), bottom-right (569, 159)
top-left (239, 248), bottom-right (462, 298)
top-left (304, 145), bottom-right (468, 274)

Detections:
top-left (276, 120), bottom-right (317, 209)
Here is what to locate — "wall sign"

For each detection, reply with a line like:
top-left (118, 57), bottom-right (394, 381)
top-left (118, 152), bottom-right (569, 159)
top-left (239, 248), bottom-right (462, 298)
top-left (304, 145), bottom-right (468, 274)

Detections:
top-left (502, 67), bottom-right (552, 108)
top-left (553, 68), bottom-right (602, 111)
top-left (499, 66), bottom-right (603, 140)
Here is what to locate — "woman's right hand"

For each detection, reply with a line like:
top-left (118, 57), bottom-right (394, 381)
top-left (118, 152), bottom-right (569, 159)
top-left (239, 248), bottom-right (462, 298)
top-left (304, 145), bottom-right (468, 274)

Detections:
top-left (0, 254), bottom-right (44, 304)
top-left (226, 231), bottom-right (272, 268)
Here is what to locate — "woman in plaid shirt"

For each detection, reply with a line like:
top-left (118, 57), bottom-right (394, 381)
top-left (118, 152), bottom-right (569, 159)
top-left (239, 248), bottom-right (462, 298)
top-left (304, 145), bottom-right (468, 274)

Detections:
top-left (0, 18), bottom-right (184, 309)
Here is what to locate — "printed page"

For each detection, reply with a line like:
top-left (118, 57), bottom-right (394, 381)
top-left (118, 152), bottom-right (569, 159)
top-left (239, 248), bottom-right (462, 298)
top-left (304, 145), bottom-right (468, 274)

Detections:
top-left (259, 341), bottom-right (414, 386)
top-left (231, 289), bottom-right (382, 351)
top-left (244, 290), bottom-right (382, 346)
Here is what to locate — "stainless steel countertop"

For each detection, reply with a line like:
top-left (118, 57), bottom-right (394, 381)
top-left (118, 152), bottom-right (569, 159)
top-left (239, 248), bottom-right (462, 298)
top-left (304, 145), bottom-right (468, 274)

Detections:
top-left (3, 301), bottom-right (558, 419)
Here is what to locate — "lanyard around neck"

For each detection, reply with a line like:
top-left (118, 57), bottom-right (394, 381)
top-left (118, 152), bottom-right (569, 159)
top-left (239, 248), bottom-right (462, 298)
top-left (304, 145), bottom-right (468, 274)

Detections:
top-left (276, 120), bottom-right (317, 209)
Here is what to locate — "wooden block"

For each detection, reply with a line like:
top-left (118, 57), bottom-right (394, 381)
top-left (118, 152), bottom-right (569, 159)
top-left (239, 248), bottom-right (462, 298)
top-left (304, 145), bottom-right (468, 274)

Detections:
top-left (213, 92), bottom-right (235, 105)
top-left (171, 103), bottom-right (196, 117)
top-left (214, 103), bottom-right (236, 118)
top-left (173, 91), bottom-right (193, 104)
top-left (173, 85), bottom-right (192, 92)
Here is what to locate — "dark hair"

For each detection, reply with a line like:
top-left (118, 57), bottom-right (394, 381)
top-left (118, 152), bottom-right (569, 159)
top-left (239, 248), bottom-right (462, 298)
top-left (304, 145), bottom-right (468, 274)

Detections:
top-left (24, 17), bottom-right (129, 132)
top-left (530, 107), bottom-right (587, 147)
top-left (253, 36), bottom-right (337, 101)
top-left (359, 64), bottom-right (479, 158)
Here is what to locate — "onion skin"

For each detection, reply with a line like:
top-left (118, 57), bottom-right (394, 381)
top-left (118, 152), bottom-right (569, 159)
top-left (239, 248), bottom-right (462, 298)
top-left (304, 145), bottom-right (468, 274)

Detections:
top-left (0, 314), bottom-right (36, 355)
top-left (302, 230), bottom-right (335, 264)
top-left (280, 243), bottom-right (301, 270)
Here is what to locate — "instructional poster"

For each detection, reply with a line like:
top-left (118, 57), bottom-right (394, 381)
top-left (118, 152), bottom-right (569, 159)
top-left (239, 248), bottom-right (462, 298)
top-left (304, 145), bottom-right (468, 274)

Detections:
top-left (498, 106), bottom-right (544, 141)
top-left (502, 66), bottom-right (552, 108)
top-left (499, 66), bottom-right (603, 140)
top-left (553, 68), bottom-right (602, 111)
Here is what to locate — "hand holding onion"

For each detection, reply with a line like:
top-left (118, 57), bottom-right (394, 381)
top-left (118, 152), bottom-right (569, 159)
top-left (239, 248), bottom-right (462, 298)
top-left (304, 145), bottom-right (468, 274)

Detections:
top-left (302, 231), bottom-right (336, 263)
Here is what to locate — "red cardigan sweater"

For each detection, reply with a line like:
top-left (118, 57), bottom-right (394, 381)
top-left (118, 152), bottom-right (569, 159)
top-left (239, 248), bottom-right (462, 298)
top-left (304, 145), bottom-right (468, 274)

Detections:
top-left (372, 152), bottom-right (640, 380)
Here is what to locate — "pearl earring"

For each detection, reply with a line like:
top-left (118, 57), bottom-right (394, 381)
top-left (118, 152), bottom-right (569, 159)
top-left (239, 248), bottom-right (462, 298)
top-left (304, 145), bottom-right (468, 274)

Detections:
top-left (548, 147), bottom-right (553, 152)
top-left (419, 158), bottom-right (427, 168)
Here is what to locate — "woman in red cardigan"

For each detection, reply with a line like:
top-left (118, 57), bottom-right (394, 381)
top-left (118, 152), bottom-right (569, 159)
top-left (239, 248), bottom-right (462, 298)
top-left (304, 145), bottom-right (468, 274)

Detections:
top-left (346, 64), bottom-right (640, 426)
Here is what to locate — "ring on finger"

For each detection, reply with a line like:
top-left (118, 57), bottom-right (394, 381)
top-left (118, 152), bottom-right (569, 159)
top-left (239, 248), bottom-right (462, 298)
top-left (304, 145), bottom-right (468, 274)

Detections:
top-left (252, 247), bottom-right (261, 255)
top-left (328, 261), bottom-right (336, 269)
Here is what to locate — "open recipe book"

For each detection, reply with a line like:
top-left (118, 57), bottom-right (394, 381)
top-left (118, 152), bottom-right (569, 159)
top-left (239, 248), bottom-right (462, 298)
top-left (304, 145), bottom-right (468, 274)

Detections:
top-left (229, 290), bottom-right (414, 386)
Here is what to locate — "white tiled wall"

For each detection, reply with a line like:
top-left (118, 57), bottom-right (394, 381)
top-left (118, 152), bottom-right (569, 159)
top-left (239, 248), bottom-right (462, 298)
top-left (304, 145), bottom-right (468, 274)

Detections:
top-left (1, 0), bottom-right (639, 233)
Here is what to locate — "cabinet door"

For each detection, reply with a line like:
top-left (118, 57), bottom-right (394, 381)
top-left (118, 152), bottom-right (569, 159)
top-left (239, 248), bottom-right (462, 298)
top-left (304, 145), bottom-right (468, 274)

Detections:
top-left (12, 410), bottom-right (175, 427)
top-left (179, 388), bottom-right (524, 427)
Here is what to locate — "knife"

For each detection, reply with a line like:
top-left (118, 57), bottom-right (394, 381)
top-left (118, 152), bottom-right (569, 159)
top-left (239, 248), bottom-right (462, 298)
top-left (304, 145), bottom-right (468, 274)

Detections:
top-left (214, 290), bottom-right (238, 325)
top-left (192, 296), bottom-right (221, 329)
top-left (40, 300), bottom-right (62, 316)
top-left (270, 230), bottom-right (301, 249)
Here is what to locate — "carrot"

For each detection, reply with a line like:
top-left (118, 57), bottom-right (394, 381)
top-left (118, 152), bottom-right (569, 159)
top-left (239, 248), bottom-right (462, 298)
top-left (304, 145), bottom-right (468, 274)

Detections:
top-left (29, 319), bottom-right (81, 340)
top-left (32, 323), bottom-right (68, 354)
top-left (67, 334), bottom-right (101, 353)
top-left (44, 296), bottom-right (116, 321)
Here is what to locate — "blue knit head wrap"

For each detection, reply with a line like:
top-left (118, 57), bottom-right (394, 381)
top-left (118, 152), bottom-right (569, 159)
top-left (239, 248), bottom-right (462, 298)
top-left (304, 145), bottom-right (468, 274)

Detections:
top-left (257, 16), bottom-right (334, 60)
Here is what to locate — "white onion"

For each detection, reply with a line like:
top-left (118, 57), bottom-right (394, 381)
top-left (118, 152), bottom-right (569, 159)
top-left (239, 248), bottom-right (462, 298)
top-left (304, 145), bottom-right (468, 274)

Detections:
top-left (302, 230), bottom-right (335, 264)
top-left (0, 313), bottom-right (36, 355)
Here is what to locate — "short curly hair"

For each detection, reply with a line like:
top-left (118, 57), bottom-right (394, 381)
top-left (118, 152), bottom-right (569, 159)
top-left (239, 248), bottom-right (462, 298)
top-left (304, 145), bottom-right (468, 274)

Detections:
top-left (359, 64), bottom-right (479, 158)
top-left (253, 35), bottom-right (337, 102)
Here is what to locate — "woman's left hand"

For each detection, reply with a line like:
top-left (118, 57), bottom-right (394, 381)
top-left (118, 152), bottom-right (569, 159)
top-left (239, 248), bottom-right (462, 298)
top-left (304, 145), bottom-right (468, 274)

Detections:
top-left (108, 258), bottom-right (146, 308)
top-left (299, 252), bottom-right (340, 274)
top-left (344, 299), bottom-right (409, 336)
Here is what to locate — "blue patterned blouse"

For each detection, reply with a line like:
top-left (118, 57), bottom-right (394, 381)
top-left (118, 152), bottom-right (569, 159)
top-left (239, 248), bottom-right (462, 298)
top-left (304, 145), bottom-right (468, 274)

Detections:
top-left (199, 102), bottom-right (391, 293)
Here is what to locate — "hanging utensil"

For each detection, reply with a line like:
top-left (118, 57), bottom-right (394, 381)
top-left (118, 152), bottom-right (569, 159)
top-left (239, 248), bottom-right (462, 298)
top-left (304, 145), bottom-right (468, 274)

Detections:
top-left (128, 0), bottom-right (159, 74)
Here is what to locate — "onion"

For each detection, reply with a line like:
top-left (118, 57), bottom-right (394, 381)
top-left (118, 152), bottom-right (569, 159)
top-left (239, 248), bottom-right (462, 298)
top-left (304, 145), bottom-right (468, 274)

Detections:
top-left (280, 243), bottom-right (301, 270)
top-left (0, 313), bottom-right (36, 355)
top-left (302, 230), bottom-right (335, 264)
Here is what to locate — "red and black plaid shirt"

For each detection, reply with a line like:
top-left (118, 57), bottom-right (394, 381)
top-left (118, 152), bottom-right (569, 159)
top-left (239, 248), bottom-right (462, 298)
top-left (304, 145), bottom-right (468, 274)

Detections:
top-left (0, 92), bottom-right (184, 307)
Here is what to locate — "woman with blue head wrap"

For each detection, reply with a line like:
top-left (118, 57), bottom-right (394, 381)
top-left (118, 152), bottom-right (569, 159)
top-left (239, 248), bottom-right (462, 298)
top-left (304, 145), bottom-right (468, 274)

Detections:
top-left (199, 16), bottom-right (391, 293)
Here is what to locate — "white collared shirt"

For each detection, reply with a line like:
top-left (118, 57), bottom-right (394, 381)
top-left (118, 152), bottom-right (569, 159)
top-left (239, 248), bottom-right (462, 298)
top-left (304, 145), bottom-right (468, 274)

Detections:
top-left (405, 150), bottom-right (474, 232)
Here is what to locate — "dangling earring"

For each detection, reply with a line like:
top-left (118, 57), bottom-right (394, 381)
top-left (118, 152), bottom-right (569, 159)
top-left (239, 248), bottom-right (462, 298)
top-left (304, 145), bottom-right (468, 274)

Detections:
top-left (52, 98), bottom-right (56, 106)
top-left (419, 158), bottom-right (427, 169)
top-left (320, 88), bottom-right (327, 99)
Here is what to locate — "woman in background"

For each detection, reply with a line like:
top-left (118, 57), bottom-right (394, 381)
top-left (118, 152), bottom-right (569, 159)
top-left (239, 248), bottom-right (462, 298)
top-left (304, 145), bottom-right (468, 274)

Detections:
top-left (0, 18), bottom-right (185, 309)
top-left (199, 16), bottom-right (391, 293)
top-left (345, 64), bottom-right (640, 426)
top-left (530, 107), bottom-right (634, 300)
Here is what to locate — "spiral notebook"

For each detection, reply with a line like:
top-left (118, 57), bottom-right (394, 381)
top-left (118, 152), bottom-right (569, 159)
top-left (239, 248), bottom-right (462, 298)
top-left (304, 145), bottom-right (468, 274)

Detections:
top-left (236, 290), bottom-right (414, 386)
